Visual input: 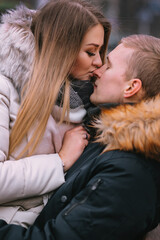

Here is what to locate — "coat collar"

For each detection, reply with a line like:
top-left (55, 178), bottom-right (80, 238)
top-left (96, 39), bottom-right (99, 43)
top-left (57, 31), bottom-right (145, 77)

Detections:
top-left (93, 95), bottom-right (160, 161)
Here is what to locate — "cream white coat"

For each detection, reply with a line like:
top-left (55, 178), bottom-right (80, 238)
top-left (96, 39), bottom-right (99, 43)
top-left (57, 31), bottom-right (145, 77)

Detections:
top-left (0, 5), bottom-right (77, 227)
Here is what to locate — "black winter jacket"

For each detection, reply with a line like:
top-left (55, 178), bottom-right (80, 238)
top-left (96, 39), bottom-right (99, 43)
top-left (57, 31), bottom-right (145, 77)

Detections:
top-left (0, 142), bottom-right (160, 240)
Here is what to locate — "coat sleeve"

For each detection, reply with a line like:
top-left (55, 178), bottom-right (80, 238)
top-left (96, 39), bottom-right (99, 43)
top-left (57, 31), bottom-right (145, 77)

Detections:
top-left (0, 76), bottom-right (65, 204)
top-left (0, 153), bottom-right (65, 204)
top-left (0, 152), bottom-right (157, 240)
top-left (0, 75), bottom-right (10, 161)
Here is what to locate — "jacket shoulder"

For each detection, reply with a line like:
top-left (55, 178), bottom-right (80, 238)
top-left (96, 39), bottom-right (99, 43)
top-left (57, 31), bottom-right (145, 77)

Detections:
top-left (98, 149), bottom-right (160, 180)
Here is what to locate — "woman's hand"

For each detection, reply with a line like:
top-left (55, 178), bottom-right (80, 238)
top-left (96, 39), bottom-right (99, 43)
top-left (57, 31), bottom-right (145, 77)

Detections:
top-left (59, 126), bottom-right (90, 172)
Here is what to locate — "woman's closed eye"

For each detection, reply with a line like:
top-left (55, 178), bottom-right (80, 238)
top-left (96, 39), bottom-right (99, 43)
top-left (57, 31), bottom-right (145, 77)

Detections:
top-left (86, 51), bottom-right (95, 57)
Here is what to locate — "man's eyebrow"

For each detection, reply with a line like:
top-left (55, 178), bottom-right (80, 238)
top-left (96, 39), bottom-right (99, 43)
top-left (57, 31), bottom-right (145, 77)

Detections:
top-left (106, 55), bottom-right (111, 65)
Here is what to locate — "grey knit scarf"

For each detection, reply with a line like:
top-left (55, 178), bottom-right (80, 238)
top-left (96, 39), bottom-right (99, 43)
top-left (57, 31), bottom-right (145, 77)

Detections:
top-left (56, 78), bottom-right (93, 111)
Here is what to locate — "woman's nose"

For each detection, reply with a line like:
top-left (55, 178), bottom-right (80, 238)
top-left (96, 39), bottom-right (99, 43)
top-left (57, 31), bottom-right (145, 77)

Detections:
top-left (93, 53), bottom-right (102, 68)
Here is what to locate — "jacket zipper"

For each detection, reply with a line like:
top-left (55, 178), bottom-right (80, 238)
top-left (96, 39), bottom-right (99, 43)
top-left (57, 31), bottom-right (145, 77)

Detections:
top-left (64, 178), bottom-right (102, 216)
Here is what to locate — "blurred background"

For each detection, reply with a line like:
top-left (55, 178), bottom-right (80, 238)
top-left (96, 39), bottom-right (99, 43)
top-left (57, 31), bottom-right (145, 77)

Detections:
top-left (0, 0), bottom-right (160, 50)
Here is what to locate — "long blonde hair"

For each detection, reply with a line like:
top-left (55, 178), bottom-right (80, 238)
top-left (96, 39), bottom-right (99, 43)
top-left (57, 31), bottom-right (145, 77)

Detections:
top-left (9, 0), bottom-right (111, 158)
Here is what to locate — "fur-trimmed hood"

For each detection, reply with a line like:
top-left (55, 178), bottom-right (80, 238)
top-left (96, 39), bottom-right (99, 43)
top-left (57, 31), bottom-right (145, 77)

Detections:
top-left (0, 5), bottom-right (36, 91)
top-left (94, 96), bottom-right (160, 161)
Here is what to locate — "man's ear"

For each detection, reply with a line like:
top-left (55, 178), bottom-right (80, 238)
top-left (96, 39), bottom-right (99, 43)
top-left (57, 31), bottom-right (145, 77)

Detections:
top-left (124, 79), bottom-right (142, 98)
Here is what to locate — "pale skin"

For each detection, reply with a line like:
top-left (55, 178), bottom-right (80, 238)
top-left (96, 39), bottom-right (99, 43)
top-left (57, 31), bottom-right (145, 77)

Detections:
top-left (90, 43), bottom-right (144, 105)
top-left (71, 24), bottom-right (104, 80)
top-left (61, 43), bottom-right (145, 171)
top-left (58, 24), bottom-right (104, 171)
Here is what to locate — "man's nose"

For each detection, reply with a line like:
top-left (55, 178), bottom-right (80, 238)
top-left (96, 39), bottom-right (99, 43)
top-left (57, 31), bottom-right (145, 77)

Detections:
top-left (93, 64), bottom-right (107, 78)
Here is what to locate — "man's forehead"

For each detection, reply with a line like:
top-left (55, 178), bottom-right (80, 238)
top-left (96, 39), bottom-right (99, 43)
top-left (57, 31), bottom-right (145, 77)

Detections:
top-left (107, 44), bottom-right (134, 63)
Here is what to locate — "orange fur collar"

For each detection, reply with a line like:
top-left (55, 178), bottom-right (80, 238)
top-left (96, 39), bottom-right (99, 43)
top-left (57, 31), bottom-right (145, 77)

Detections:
top-left (94, 95), bottom-right (160, 161)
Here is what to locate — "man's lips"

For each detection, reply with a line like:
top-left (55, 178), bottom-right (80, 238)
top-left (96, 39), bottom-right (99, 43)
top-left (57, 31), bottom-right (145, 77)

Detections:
top-left (93, 81), bottom-right (97, 88)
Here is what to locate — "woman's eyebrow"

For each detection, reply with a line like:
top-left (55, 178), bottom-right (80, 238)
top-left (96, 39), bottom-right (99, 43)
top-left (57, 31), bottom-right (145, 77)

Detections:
top-left (86, 43), bottom-right (99, 47)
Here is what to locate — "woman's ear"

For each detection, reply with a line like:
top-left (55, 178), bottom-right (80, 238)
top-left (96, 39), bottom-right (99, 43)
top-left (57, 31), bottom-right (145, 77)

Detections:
top-left (124, 79), bottom-right (142, 98)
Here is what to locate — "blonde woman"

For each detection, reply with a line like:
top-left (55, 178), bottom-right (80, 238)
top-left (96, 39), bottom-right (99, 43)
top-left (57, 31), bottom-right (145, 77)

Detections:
top-left (0, 0), bottom-right (111, 227)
